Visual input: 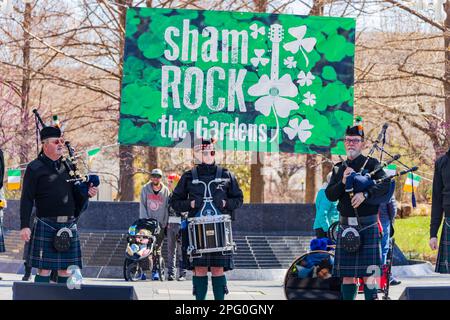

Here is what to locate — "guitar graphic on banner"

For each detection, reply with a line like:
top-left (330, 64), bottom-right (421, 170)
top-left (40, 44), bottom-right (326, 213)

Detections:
top-left (248, 23), bottom-right (300, 143)
top-left (269, 23), bottom-right (284, 83)
top-left (267, 23), bottom-right (284, 143)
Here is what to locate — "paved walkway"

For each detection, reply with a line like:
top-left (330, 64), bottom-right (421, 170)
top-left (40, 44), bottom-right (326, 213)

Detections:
top-left (2, 272), bottom-right (450, 300)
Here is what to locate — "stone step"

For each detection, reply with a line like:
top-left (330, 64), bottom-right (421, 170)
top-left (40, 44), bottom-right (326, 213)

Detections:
top-left (249, 250), bottom-right (276, 254)
top-left (235, 265), bottom-right (259, 268)
top-left (0, 231), bottom-right (315, 270)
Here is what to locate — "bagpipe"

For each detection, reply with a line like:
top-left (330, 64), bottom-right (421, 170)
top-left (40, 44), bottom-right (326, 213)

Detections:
top-left (338, 122), bottom-right (419, 254)
top-left (32, 108), bottom-right (100, 197)
top-left (342, 123), bottom-right (419, 206)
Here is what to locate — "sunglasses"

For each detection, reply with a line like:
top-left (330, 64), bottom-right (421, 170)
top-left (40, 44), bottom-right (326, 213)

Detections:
top-left (196, 150), bottom-right (215, 156)
top-left (151, 175), bottom-right (162, 178)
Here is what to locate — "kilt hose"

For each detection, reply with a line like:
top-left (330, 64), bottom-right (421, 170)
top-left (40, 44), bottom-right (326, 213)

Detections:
top-left (181, 225), bottom-right (234, 272)
top-left (29, 218), bottom-right (82, 271)
top-left (436, 217), bottom-right (450, 274)
top-left (0, 216), bottom-right (5, 253)
top-left (333, 215), bottom-right (382, 278)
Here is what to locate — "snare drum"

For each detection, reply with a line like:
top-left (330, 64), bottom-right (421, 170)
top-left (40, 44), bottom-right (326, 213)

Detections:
top-left (187, 214), bottom-right (235, 259)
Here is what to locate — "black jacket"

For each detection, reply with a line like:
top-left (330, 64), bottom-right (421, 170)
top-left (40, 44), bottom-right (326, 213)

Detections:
top-left (20, 154), bottom-right (89, 229)
top-left (431, 150), bottom-right (450, 238)
top-left (169, 163), bottom-right (243, 219)
top-left (0, 149), bottom-right (4, 190)
top-left (325, 154), bottom-right (390, 217)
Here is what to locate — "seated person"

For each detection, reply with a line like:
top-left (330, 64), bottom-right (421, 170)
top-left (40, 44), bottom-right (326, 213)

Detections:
top-left (296, 238), bottom-right (334, 278)
top-left (126, 229), bottom-right (152, 258)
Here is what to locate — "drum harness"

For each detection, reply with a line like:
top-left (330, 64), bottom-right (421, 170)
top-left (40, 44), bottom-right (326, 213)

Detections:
top-left (186, 166), bottom-right (234, 259)
top-left (191, 166), bottom-right (224, 216)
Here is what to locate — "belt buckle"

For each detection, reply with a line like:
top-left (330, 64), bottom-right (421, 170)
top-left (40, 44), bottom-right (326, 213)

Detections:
top-left (348, 217), bottom-right (358, 226)
top-left (57, 216), bottom-right (68, 223)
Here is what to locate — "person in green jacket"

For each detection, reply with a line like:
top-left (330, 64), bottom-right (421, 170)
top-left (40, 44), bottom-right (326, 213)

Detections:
top-left (313, 172), bottom-right (339, 238)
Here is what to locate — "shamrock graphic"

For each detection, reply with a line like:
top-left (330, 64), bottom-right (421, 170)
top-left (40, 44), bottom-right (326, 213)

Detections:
top-left (250, 49), bottom-right (270, 67)
top-left (283, 118), bottom-right (314, 142)
top-left (248, 74), bottom-right (299, 142)
top-left (297, 71), bottom-right (315, 87)
top-left (283, 56), bottom-right (297, 69)
top-left (302, 91), bottom-right (316, 106)
top-left (249, 23), bottom-right (265, 39)
top-left (283, 26), bottom-right (317, 67)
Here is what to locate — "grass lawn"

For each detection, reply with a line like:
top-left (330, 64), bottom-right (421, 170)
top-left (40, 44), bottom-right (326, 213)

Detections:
top-left (394, 216), bottom-right (437, 262)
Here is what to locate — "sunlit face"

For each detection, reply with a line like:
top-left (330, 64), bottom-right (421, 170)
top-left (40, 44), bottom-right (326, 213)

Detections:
top-left (150, 174), bottom-right (162, 186)
top-left (344, 135), bottom-right (364, 160)
top-left (42, 137), bottom-right (64, 160)
top-left (317, 268), bottom-right (331, 279)
top-left (136, 236), bottom-right (149, 245)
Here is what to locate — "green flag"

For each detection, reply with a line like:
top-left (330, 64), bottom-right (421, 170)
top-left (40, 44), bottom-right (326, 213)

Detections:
top-left (87, 147), bottom-right (101, 158)
top-left (7, 169), bottom-right (21, 190)
top-left (384, 164), bottom-right (396, 177)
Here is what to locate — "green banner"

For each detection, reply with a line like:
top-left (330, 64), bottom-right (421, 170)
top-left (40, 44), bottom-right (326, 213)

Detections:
top-left (119, 8), bottom-right (355, 154)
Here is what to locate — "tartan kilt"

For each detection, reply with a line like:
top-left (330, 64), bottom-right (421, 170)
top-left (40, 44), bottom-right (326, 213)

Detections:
top-left (29, 218), bottom-right (82, 270)
top-left (0, 217), bottom-right (5, 253)
top-left (181, 225), bottom-right (234, 271)
top-left (333, 219), bottom-right (382, 278)
top-left (436, 217), bottom-right (450, 273)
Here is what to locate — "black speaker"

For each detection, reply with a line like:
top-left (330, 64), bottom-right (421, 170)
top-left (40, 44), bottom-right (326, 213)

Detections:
top-left (13, 282), bottom-right (138, 300)
top-left (399, 286), bottom-right (450, 300)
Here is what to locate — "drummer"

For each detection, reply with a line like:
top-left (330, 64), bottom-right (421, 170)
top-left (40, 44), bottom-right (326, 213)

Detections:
top-left (169, 137), bottom-right (243, 300)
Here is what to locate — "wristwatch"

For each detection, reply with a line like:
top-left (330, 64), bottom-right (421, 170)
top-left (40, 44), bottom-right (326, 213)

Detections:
top-left (363, 191), bottom-right (369, 199)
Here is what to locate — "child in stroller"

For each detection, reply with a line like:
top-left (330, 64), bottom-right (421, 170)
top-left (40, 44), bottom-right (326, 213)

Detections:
top-left (284, 238), bottom-right (341, 300)
top-left (295, 238), bottom-right (334, 279)
top-left (123, 218), bottom-right (166, 282)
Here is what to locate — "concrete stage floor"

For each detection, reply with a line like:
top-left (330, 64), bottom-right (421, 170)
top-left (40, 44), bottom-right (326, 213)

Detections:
top-left (2, 272), bottom-right (450, 300)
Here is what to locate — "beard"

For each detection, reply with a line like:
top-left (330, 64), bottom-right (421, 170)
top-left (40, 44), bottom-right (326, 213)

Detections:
top-left (151, 181), bottom-right (161, 187)
top-left (346, 149), bottom-right (361, 160)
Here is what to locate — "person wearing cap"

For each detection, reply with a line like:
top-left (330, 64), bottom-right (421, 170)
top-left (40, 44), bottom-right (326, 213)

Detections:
top-left (19, 126), bottom-right (98, 284)
top-left (325, 120), bottom-right (390, 300)
top-left (166, 173), bottom-right (187, 281)
top-left (139, 168), bottom-right (170, 280)
top-left (169, 138), bottom-right (243, 300)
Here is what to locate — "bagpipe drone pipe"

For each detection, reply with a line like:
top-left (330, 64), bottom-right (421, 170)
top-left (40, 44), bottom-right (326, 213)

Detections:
top-left (342, 123), bottom-right (419, 206)
top-left (63, 140), bottom-right (100, 192)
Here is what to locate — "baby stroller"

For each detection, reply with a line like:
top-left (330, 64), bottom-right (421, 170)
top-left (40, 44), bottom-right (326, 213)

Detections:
top-left (123, 218), bottom-right (166, 282)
